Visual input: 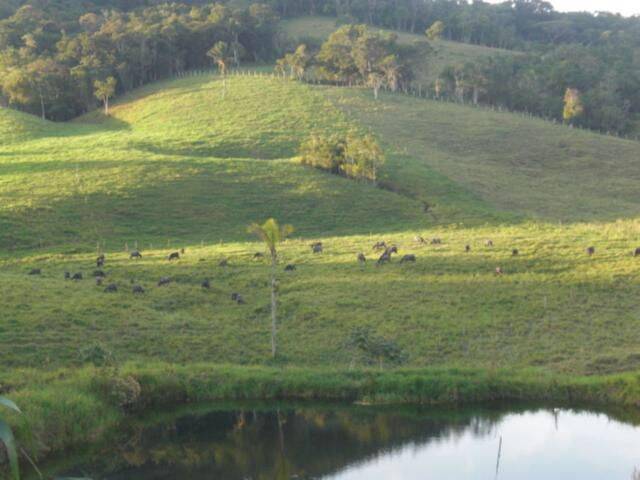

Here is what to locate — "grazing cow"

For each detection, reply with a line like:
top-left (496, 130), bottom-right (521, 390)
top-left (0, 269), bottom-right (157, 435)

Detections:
top-left (377, 246), bottom-right (398, 265)
top-left (373, 241), bottom-right (387, 251)
top-left (415, 236), bottom-right (426, 244)
top-left (96, 277), bottom-right (104, 286)
top-left (357, 253), bottom-right (367, 263)
top-left (158, 277), bottom-right (172, 287)
top-left (104, 283), bottom-right (118, 293)
top-left (512, 249), bottom-right (519, 256)
top-left (168, 252), bottom-right (180, 261)
top-left (93, 270), bottom-right (106, 278)
top-left (201, 279), bottom-right (211, 289)
top-left (132, 285), bottom-right (145, 294)
top-left (96, 255), bottom-right (105, 267)
top-left (71, 273), bottom-right (83, 281)
top-left (28, 268), bottom-right (41, 275)
top-left (586, 246), bottom-right (595, 256)
top-left (253, 252), bottom-right (264, 259)
top-left (130, 250), bottom-right (142, 259)
top-left (485, 240), bottom-right (494, 247)
top-left (400, 254), bottom-right (417, 263)
top-left (284, 264), bottom-right (296, 271)
top-left (430, 238), bottom-right (442, 245)
top-left (311, 242), bottom-right (323, 254)
top-left (634, 247), bottom-right (640, 257)
top-left (219, 259), bottom-right (229, 267)
top-left (465, 245), bottom-right (471, 253)
top-left (495, 267), bottom-right (503, 275)
top-left (231, 293), bottom-right (245, 304)
top-left (64, 271), bottom-right (71, 279)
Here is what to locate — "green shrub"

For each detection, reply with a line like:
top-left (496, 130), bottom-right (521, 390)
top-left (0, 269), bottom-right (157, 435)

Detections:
top-left (299, 133), bottom-right (384, 182)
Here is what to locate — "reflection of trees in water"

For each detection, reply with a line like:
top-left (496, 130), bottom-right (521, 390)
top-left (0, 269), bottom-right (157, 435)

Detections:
top-left (60, 406), bottom-right (522, 479)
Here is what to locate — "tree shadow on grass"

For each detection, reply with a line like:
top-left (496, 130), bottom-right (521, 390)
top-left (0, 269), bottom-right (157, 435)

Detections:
top-left (0, 158), bottom-right (428, 253)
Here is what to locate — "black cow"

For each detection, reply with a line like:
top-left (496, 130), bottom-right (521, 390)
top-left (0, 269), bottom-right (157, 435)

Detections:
top-left (231, 293), bottom-right (245, 304)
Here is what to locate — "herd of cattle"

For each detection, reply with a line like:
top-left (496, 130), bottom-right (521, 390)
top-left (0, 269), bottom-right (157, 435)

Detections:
top-left (25, 237), bottom-right (640, 300)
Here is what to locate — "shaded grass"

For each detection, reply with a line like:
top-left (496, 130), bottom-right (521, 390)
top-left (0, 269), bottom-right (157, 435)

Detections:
top-left (324, 87), bottom-right (640, 222)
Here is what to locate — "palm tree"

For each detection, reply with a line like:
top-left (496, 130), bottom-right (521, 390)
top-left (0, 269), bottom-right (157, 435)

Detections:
top-left (208, 41), bottom-right (234, 97)
top-left (248, 218), bottom-right (294, 358)
top-left (207, 41), bottom-right (233, 76)
top-left (367, 72), bottom-right (384, 99)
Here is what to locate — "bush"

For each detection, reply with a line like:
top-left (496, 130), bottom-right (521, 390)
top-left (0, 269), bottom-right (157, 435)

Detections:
top-left (93, 374), bottom-right (142, 411)
top-left (346, 327), bottom-right (408, 369)
top-left (78, 343), bottom-right (114, 367)
top-left (299, 133), bottom-right (384, 183)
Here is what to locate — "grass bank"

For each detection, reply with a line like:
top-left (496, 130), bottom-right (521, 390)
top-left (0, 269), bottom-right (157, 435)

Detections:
top-left (3, 363), bottom-right (640, 467)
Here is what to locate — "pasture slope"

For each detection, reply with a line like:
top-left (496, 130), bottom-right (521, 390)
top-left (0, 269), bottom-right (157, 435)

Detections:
top-left (1, 71), bottom-right (640, 464)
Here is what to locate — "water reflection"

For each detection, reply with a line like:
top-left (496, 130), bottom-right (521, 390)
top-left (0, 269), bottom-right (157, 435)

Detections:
top-left (47, 404), bottom-right (640, 480)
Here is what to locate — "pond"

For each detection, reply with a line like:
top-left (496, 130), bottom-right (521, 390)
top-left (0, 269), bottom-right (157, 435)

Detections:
top-left (43, 403), bottom-right (640, 479)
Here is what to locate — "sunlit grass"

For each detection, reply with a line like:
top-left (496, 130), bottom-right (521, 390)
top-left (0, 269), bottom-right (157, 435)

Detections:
top-left (2, 220), bottom-right (639, 375)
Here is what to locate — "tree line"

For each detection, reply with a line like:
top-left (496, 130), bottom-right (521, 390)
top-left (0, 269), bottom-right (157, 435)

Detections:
top-left (263, 0), bottom-right (640, 50)
top-left (278, 24), bottom-right (420, 95)
top-left (434, 41), bottom-right (640, 133)
top-left (278, 20), bottom-right (640, 134)
top-left (0, 2), bottom-right (280, 120)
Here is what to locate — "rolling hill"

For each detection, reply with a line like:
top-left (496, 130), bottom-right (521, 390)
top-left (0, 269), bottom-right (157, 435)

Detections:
top-left (0, 71), bottom-right (639, 379)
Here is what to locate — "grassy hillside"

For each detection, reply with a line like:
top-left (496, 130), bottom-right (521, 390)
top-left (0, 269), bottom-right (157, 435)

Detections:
top-left (0, 73), bottom-right (639, 375)
top-left (325, 88), bottom-right (640, 222)
top-left (281, 16), bottom-right (515, 87)
top-left (2, 220), bottom-right (640, 376)
top-left (0, 74), bottom-right (425, 250)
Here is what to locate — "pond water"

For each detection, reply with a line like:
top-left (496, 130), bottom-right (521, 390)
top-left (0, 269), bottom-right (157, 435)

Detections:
top-left (46, 403), bottom-right (640, 479)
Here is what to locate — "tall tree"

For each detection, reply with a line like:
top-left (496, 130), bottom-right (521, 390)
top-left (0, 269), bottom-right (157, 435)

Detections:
top-left (207, 41), bottom-right (233, 77)
top-left (563, 87), bottom-right (584, 124)
top-left (94, 76), bottom-right (117, 115)
top-left (248, 218), bottom-right (294, 359)
top-left (426, 20), bottom-right (445, 41)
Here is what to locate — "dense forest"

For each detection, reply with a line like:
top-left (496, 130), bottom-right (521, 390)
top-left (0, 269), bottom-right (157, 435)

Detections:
top-left (1, 0), bottom-right (640, 133)
top-left (0, 2), bottom-right (280, 120)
